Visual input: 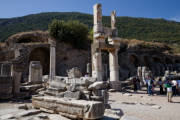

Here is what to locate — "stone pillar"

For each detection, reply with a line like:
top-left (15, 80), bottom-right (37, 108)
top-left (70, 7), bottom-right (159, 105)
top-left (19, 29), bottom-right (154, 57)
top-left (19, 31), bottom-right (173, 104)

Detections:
top-left (93, 3), bottom-right (103, 34)
top-left (49, 40), bottom-right (56, 81)
top-left (28, 61), bottom-right (42, 84)
top-left (92, 3), bottom-right (104, 81)
top-left (92, 51), bottom-right (103, 81)
top-left (109, 49), bottom-right (121, 90)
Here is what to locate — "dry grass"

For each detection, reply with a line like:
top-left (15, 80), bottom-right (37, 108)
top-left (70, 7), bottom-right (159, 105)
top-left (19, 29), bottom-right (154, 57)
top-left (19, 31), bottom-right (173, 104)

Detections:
top-left (6, 30), bottom-right (49, 44)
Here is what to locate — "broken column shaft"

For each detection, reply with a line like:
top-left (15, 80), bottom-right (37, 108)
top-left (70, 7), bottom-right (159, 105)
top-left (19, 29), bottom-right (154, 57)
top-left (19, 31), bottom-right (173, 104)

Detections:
top-left (49, 40), bottom-right (56, 81)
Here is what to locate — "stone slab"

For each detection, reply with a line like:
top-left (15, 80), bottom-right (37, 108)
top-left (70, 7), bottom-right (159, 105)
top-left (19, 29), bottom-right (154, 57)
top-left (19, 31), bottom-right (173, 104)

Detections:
top-left (32, 96), bottom-right (105, 120)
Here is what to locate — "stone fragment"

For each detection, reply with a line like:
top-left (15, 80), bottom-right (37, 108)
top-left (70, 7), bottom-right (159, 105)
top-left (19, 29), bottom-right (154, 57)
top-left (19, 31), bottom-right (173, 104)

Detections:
top-left (151, 105), bottom-right (161, 109)
top-left (109, 89), bottom-right (116, 92)
top-left (18, 104), bottom-right (28, 110)
top-left (37, 113), bottom-right (48, 119)
top-left (104, 109), bottom-right (123, 120)
top-left (88, 81), bottom-right (108, 90)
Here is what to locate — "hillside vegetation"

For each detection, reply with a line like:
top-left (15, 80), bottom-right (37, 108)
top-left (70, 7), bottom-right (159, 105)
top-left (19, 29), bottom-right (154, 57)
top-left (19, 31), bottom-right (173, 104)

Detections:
top-left (0, 12), bottom-right (180, 45)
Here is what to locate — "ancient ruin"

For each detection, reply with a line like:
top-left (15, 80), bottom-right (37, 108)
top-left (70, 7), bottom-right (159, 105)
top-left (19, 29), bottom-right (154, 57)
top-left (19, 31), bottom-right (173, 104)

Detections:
top-left (1, 3), bottom-right (180, 120)
top-left (92, 4), bottom-right (121, 91)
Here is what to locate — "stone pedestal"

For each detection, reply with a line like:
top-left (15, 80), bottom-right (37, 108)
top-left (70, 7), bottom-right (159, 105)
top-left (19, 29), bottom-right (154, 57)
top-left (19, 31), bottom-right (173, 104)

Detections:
top-left (49, 41), bottom-right (56, 81)
top-left (109, 50), bottom-right (121, 91)
top-left (28, 61), bottom-right (42, 84)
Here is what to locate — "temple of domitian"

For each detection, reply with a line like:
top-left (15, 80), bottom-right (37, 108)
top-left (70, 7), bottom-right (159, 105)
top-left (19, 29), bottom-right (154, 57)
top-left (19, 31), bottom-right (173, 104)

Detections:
top-left (92, 4), bottom-right (121, 90)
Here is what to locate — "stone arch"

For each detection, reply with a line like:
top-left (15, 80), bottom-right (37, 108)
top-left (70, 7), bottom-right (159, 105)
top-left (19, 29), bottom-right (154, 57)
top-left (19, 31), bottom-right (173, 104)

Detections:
top-left (29, 47), bottom-right (50, 75)
top-left (129, 54), bottom-right (139, 67)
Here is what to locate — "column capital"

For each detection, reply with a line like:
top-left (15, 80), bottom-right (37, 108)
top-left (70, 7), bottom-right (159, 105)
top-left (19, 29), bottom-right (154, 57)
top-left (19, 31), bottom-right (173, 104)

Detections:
top-left (48, 38), bottom-right (56, 47)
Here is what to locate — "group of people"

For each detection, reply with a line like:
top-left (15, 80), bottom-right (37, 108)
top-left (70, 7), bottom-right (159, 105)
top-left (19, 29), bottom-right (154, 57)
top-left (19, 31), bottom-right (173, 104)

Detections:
top-left (132, 76), bottom-right (180, 102)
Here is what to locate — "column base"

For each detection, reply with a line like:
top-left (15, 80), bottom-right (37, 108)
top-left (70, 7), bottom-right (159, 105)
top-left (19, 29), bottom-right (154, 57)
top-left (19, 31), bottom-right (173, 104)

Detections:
top-left (110, 81), bottom-right (121, 91)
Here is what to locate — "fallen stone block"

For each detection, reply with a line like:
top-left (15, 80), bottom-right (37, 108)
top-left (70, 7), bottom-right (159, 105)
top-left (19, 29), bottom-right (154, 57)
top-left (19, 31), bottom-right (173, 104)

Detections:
top-left (104, 109), bottom-right (123, 120)
top-left (15, 109), bottom-right (41, 118)
top-left (32, 96), bottom-right (105, 120)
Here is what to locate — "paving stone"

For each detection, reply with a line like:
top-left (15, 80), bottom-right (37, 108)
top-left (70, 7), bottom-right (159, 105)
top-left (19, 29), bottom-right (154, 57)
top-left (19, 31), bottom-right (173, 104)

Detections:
top-left (48, 114), bottom-right (70, 120)
top-left (120, 116), bottom-right (142, 120)
top-left (0, 113), bottom-right (15, 120)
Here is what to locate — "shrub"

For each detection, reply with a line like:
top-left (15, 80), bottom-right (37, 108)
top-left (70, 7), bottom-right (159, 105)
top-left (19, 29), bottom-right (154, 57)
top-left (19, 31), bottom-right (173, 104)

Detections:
top-left (49, 19), bottom-right (89, 49)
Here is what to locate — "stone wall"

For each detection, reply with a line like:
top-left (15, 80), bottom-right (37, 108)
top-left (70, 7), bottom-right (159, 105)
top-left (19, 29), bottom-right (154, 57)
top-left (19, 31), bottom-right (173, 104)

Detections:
top-left (0, 76), bottom-right (13, 99)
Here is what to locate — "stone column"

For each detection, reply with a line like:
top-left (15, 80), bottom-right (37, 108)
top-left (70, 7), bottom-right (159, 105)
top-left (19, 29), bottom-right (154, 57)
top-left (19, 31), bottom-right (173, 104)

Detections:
top-left (109, 49), bottom-right (121, 90)
top-left (93, 3), bottom-right (103, 34)
top-left (49, 40), bottom-right (56, 81)
top-left (92, 3), bottom-right (104, 81)
top-left (92, 51), bottom-right (103, 81)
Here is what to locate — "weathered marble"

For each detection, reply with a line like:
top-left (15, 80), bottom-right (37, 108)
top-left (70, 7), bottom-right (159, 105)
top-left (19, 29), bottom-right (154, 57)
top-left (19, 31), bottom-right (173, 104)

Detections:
top-left (32, 96), bottom-right (105, 120)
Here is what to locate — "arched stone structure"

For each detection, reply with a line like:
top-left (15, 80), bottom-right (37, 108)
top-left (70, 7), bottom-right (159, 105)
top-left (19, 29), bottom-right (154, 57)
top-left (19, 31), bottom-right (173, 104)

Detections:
top-left (29, 47), bottom-right (50, 75)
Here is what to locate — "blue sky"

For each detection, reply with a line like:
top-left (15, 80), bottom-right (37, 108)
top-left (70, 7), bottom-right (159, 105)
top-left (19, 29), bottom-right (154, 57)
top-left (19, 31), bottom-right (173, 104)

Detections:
top-left (0, 0), bottom-right (180, 22)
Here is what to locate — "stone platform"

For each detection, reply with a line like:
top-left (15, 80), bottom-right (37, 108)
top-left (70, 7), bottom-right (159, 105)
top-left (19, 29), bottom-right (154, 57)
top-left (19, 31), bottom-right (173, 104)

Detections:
top-left (32, 96), bottom-right (105, 120)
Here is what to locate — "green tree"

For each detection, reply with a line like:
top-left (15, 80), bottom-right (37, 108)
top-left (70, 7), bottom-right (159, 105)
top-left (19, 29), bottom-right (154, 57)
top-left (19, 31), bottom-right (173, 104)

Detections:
top-left (49, 19), bottom-right (89, 49)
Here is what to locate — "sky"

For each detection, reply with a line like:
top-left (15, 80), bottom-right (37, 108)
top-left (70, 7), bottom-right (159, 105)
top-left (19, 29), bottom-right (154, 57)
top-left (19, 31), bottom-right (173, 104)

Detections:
top-left (0, 0), bottom-right (180, 22)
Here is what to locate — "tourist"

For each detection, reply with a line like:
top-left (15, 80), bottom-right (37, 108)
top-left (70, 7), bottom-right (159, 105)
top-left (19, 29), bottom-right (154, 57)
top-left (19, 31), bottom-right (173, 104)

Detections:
top-left (165, 80), bottom-right (173, 102)
top-left (136, 77), bottom-right (141, 90)
top-left (145, 77), bottom-right (149, 93)
top-left (172, 79), bottom-right (177, 96)
top-left (132, 77), bottom-right (137, 92)
top-left (158, 78), bottom-right (164, 95)
top-left (177, 79), bottom-right (180, 95)
top-left (147, 77), bottom-right (153, 95)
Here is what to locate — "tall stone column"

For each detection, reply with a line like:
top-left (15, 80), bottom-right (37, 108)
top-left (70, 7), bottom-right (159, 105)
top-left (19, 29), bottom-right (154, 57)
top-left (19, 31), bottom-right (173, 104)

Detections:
top-left (92, 3), bottom-right (104, 81)
top-left (49, 40), bottom-right (56, 81)
top-left (108, 10), bottom-right (121, 90)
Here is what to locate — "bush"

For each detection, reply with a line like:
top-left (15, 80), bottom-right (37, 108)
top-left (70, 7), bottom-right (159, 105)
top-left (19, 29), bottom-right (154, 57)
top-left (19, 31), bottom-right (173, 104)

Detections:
top-left (49, 19), bottom-right (89, 49)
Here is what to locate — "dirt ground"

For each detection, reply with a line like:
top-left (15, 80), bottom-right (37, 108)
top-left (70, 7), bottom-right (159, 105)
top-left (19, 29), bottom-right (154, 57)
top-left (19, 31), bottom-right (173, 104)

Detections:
top-left (0, 88), bottom-right (180, 120)
top-left (109, 87), bottom-right (180, 120)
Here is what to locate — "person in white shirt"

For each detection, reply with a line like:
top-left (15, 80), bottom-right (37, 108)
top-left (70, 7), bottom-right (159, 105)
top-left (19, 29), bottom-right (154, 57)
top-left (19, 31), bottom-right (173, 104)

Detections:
top-left (172, 80), bottom-right (177, 96)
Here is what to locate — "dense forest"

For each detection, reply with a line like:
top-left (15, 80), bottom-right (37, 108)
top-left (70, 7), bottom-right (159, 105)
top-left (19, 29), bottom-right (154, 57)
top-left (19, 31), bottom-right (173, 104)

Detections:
top-left (0, 12), bottom-right (180, 44)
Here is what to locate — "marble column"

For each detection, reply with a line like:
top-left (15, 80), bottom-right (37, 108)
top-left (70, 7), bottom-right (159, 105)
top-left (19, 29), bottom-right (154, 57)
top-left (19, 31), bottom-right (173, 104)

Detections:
top-left (109, 49), bottom-right (121, 90)
top-left (92, 3), bottom-right (104, 81)
top-left (49, 40), bottom-right (56, 81)
top-left (92, 50), bottom-right (103, 81)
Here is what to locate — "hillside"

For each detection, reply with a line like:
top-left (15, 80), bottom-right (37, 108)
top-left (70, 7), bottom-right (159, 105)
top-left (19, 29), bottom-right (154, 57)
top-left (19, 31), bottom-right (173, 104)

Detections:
top-left (0, 12), bottom-right (180, 44)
